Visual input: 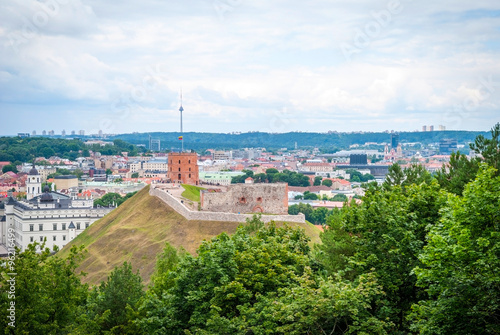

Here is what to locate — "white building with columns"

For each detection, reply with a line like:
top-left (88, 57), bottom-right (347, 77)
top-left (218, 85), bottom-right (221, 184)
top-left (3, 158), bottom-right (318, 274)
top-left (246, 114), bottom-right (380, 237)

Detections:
top-left (1, 167), bottom-right (115, 251)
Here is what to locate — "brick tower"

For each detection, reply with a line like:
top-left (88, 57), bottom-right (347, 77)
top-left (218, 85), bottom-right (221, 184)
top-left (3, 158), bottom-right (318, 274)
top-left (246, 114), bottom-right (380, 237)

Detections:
top-left (167, 152), bottom-right (199, 185)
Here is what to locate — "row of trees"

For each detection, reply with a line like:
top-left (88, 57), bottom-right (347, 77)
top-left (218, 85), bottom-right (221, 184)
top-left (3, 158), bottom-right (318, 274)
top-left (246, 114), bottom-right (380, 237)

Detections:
top-left (93, 191), bottom-right (138, 208)
top-left (0, 137), bottom-right (144, 163)
top-left (232, 169), bottom-right (311, 186)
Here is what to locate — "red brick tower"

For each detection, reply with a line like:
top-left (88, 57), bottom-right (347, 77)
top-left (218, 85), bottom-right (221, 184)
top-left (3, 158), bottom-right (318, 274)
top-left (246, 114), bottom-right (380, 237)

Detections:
top-left (167, 152), bottom-right (199, 185)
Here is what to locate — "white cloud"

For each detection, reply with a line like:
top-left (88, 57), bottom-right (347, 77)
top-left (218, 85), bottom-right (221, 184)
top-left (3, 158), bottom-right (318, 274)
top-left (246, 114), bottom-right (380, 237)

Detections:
top-left (0, 0), bottom-right (499, 134)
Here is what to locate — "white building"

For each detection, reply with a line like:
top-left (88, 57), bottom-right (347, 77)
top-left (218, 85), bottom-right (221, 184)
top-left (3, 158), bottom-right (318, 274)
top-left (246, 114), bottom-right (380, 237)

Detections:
top-left (1, 167), bottom-right (114, 251)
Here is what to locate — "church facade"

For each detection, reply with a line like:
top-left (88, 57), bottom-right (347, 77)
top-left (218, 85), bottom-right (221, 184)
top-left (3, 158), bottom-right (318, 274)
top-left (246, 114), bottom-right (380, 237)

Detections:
top-left (0, 166), bottom-right (115, 251)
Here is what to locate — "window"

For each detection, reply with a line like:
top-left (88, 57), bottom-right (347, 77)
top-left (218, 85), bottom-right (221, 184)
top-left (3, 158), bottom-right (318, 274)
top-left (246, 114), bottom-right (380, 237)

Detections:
top-left (62, 223), bottom-right (66, 230)
top-left (85, 223), bottom-right (89, 229)
top-left (53, 236), bottom-right (56, 241)
top-left (189, 174), bottom-right (191, 178)
top-left (40, 236), bottom-right (43, 242)
top-left (178, 167), bottom-right (181, 172)
top-left (77, 223), bottom-right (80, 230)
top-left (63, 235), bottom-right (66, 241)
top-left (30, 236), bottom-right (33, 242)
top-left (53, 223), bottom-right (57, 230)
top-left (30, 224), bottom-right (34, 231)
top-left (39, 224), bottom-right (43, 231)
top-left (189, 167), bottom-right (191, 171)
top-left (178, 160), bottom-right (180, 164)
top-left (189, 160), bottom-right (191, 164)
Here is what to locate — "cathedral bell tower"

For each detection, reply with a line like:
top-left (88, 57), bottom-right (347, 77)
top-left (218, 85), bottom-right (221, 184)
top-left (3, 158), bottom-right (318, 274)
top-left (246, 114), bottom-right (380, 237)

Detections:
top-left (26, 163), bottom-right (42, 200)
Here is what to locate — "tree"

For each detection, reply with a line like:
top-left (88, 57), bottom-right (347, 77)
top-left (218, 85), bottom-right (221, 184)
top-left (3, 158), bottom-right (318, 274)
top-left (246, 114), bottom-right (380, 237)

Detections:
top-left (303, 191), bottom-right (318, 200)
top-left (469, 122), bottom-right (500, 173)
top-left (322, 179), bottom-right (333, 187)
top-left (105, 169), bottom-right (113, 176)
top-left (90, 262), bottom-right (144, 332)
top-left (0, 244), bottom-right (88, 334)
top-left (313, 176), bottom-right (322, 186)
top-left (317, 180), bottom-right (447, 332)
top-left (1, 164), bottom-right (17, 173)
top-left (384, 163), bottom-right (405, 187)
top-left (131, 172), bottom-right (139, 178)
top-left (410, 166), bottom-right (500, 334)
top-left (331, 194), bottom-right (347, 202)
top-left (435, 151), bottom-right (480, 195)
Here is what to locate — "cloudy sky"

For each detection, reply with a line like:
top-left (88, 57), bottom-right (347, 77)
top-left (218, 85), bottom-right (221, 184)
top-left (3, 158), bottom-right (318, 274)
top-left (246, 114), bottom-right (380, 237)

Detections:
top-left (1, 0), bottom-right (499, 135)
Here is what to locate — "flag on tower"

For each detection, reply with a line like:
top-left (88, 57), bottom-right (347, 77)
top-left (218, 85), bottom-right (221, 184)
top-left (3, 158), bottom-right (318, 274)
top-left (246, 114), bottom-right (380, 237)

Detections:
top-left (178, 136), bottom-right (183, 140)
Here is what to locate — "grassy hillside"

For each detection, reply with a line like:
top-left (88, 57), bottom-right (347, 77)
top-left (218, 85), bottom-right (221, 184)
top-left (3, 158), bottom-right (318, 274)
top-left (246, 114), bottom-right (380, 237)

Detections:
top-left (59, 186), bottom-right (321, 286)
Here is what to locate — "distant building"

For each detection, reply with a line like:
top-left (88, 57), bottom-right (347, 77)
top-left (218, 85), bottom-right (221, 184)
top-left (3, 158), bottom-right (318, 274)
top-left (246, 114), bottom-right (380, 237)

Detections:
top-left (79, 130), bottom-right (85, 136)
top-left (61, 130), bottom-right (66, 136)
top-left (350, 154), bottom-right (367, 165)
top-left (17, 133), bottom-right (30, 138)
top-left (48, 130), bottom-right (55, 136)
top-left (439, 139), bottom-right (458, 155)
top-left (212, 150), bottom-right (232, 161)
top-left (32, 130), bottom-right (36, 136)
top-left (438, 125), bottom-right (446, 131)
top-left (391, 133), bottom-right (399, 149)
top-left (53, 175), bottom-right (78, 190)
top-left (422, 125), bottom-right (427, 132)
top-left (42, 130), bottom-right (47, 136)
top-left (71, 130), bottom-right (76, 135)
top-left (429, 125), bottom-right (434, 131)
top-left (167, 152), bottom-right (199, 185)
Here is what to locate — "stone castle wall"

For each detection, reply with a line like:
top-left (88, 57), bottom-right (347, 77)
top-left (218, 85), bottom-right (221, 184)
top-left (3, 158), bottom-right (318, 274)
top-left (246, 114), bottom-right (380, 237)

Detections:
top-left (200, 183), bottom-right (288, 215)
top-left (150, 186), bottom-right (304, 224)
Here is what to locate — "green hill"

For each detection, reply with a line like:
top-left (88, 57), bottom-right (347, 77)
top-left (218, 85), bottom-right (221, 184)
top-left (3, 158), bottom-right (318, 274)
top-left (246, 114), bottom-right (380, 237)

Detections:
top-left (59, 185), bottom-right (321, 286)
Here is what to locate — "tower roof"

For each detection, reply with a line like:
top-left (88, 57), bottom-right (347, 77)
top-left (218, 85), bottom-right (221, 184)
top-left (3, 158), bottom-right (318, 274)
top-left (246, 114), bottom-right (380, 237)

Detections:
top-left (28, 162), bottom-right (39, 176)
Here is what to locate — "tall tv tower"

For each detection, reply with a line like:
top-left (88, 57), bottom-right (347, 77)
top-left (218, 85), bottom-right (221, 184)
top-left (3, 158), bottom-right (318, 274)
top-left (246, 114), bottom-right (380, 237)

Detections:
top-left (179, 90), bottom-right (184, 152)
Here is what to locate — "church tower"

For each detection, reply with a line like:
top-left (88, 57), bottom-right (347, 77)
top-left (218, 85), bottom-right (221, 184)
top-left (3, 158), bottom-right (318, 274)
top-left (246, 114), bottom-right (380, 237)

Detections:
top-left (26, 163), bottom-right (42, 200)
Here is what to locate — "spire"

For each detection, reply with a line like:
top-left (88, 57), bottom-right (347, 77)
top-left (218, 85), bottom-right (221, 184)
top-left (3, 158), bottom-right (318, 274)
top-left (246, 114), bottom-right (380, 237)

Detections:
top-left (179, 89), bottom-right (184, 152)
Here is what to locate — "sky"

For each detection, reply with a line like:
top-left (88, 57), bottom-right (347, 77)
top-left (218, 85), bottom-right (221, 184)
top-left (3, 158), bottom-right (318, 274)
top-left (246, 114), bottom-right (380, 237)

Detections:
top-left (0, 0), bottom-right (499, 135)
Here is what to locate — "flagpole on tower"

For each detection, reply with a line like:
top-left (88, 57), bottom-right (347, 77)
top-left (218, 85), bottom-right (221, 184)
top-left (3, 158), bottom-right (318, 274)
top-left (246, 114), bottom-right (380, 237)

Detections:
top-left (179, 89), bottom-right (184, 152)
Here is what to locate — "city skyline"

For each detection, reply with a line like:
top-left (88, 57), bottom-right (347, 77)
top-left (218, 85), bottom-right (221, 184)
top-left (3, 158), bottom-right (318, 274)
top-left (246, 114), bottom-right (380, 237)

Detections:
top-left (1, 1), bottom-right (499, 135)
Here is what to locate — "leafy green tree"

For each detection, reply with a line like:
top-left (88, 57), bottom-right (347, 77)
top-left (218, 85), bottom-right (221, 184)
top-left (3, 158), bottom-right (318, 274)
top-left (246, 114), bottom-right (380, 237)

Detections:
top-left (435, 151), bottom-right (480, 195)
top-left (90, 262), bottom-right (144, 333)
top-left (313, 176), bottom-right (322, 186)
top-left (470, 122), bottom-right (500, 172)
top-left (303, 191), bottom-right (318, 200)
top-left (2, 164), bottom-right (17, 173)
top-left (410, 165), bottom-right (500, 335)
top-left (322, 179), bottom-right (333, 187)
top-left (317, 180), bottom-right (447, 332)
top-left (0, 244), bottom-right (88, 334)
top-left (105, 168), bottom-right (113, 176)
top-left (384, 163), bottom-right (405, 187)
top-left (331, 194), bottom-right (347, 202)
top-left (131, 172), bottom-right (139, 178)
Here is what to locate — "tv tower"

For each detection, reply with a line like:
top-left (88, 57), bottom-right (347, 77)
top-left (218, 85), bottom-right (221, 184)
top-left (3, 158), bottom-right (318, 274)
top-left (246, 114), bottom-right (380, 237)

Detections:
top-left (179, 90), bottom-right (184, 152)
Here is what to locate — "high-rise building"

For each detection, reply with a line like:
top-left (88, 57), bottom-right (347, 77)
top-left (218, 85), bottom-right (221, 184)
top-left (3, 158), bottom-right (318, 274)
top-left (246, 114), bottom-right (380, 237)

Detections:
top-left (42, 130), bottom-right (47, 136)
top-left (429, 125), bottom-right (434, 131)
top-left (61, 130), bottom-right (66, 136)
top-left (32, 130), bottom-right (36, 136)
top-left (48, 130), bottom-right (55, 136)
top-left (438, 125), bottom-right (446, 131)
top-left (98, 130), bottom-right (103, 138)
top-left (422, 125), bottom-right (427, 132)
top-left (391, 133), bottom-right (400, 149)
top-left (79, 130), bottom-right (85, 136)
top-left (71, 130), bottom-right (76, 135)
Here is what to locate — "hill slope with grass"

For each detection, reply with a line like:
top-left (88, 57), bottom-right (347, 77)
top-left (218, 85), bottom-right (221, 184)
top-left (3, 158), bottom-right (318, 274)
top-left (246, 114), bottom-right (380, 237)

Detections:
top-left (59, 185), bottom-right (321, 286)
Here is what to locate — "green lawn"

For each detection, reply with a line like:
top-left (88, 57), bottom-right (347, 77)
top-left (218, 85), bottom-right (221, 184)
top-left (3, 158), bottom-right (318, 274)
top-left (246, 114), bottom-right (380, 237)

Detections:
top-left (181, 184), bottom-right (205, 202)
